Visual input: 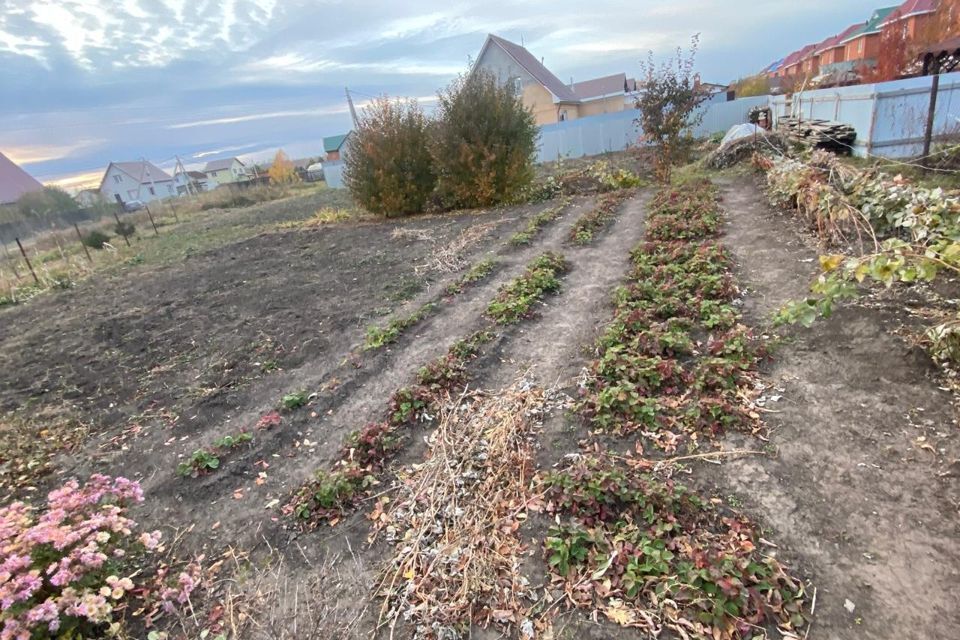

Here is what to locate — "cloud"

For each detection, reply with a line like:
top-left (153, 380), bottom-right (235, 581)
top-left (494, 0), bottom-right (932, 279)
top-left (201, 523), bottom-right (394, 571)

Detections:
top-left (192, 143), bottom-right (261, 159)
top-left (5, 139), bottom-right (105, 165)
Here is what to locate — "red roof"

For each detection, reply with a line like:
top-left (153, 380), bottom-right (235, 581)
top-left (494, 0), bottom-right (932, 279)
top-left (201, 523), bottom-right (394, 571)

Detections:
top-left (816, 23), bottom-right (866, 53)
top-left (0, 151), bottom-right (43, 205)
top-left (882, 0), bottom-right (937, 25)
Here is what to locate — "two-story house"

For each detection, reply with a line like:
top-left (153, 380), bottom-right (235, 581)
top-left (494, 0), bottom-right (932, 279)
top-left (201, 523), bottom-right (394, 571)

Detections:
top-left (471, 34), bottom-right (637, 125)
top-left (98, 161), bottom-right (175, 206)
top-left (203, 157), bottom-right (248, 188)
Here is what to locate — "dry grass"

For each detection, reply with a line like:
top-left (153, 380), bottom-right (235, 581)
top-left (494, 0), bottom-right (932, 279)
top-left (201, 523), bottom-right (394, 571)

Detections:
top-left (373, 376), bottom-right (569, 638)
top-left (414, 220), bottom-right (501, 275)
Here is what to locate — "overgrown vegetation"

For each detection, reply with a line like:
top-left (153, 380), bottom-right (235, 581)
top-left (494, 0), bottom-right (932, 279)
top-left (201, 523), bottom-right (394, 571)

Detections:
top-left (486, 252), bottom-right (569, 324)
top-left (568, 189), bottom-right (635, 244)
top-left (344, 97), bottom-right (437, 216)
top-left (635, 36), bottom-right (710, 182)
top-left (16, 186), bottom-right (80, 217)
top-left (82, 230), bottom-right (111, 250)
top-left (432, 71), bottom-right (540, 209)
top-left (755, 150), bottom-right (960, 364)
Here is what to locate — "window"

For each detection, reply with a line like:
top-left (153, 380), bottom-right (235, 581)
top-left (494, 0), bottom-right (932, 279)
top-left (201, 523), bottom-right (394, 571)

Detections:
top-left (113, 175), bottom-right (122, 183)
top-left (512, 77), bottom-right (522, 94)
top-left (559, 109), bottom-right (567, 121)
top-left (858, 40), bottom-right (864, 55)
top-left (148, 187), bottom-right (155, 195)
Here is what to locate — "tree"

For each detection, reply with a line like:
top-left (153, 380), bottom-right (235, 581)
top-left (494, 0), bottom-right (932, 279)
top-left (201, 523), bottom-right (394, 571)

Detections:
top-left (635, 35), bottom-right (710, 183)
top-left (17, 186), bottom-right (80, 217)
top-left (861, 22), bottom-right (911, 83)
top-left (431, 70), bottom-right (539, 208)
top-left (731, 74), bottom-right (771, 98)
top-left (268, 149), bottom-right (300, 185)
top-left (344, 97), bottom-right (436, 216)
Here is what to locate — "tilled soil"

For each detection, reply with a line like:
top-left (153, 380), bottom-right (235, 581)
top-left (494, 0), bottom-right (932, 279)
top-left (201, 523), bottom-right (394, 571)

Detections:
top-left (715, 175), bottom-right (960, 640)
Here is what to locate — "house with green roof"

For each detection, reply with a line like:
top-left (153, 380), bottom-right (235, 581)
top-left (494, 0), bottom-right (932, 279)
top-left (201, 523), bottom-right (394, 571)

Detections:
top-left (839, 6), bottom-right (899, 69)
top-left (323, 132), bottom-right (353, 162)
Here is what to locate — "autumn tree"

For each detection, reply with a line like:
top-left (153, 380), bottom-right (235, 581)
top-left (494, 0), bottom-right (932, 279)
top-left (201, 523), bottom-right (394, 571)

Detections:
top-left (635, 35), bottom-right (710, 183)
top-left (268, 149), bottom-right (300, 184)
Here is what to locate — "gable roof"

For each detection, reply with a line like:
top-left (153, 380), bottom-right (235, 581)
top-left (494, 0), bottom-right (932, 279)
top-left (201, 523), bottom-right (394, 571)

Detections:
top-left (881, 0), bottom-right (936, 26)
top-left (203, 157), bottom-right (244, 172)
top-left (323, 133), bottom-right (351, 153)
top-left (480, 34), bottom-right (580, 103)
top-left (762, 58), bottom-right (785, 74)
top-left (0, 151), bottom-right (44, 204)
top-left (98, 161), bottom-right (173, 192)
top-left (572, 73), bottom-right (628, 100)
top-left (841, 6), bottom-right (898, 42)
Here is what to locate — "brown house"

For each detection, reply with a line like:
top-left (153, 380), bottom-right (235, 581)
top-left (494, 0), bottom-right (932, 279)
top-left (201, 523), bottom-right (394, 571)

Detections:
top-left (840, 6), bottom-right (899, 65)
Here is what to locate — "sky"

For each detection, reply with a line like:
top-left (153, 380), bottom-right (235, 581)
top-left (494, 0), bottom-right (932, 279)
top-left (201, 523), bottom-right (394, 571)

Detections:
top-left (0, 0), bottom-right (884, 190)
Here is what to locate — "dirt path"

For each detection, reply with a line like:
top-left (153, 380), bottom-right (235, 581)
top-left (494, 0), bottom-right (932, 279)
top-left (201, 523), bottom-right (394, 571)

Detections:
top-left (716, 176), bottom-right (960, 640)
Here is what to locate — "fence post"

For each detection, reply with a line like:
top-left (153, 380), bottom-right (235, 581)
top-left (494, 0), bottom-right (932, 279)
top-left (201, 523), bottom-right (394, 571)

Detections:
top-left (922, 73), bottom-right (940, 171)
top-left (15, 238), bottom-right (39, 285)
top-left (0, 236), bottom-right (22, 280)
top-left (145, 205), bottom-right (160, 236)
top-left (74, 223), bottom-right (93, 263)
top-left (113, 212), bottom-right (131, 247)
top-left (166, 199), bottom-right (179, 223)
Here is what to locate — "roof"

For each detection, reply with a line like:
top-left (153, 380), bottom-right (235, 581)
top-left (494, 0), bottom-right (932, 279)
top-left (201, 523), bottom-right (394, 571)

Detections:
top-left (762, 58), bottom-right (785, 74)
top-left (203, 157), bottom-right (244, 172)
top-left (572, 73), bottom-right (628, 100)
top-left (186, 171), bottom-right (207, 179)
top-left (881, 0), bottom-right (936, 26)
top-left (323, 133), bottom-right (351, 153)
top-left (819, 23), bottom-right (867, 51)
top-left (481, 34), bottom-right (580, 102)
top-left (841, 6), bottom-right (898, 43)
top-left (0, 151), bottom-right (43, 204)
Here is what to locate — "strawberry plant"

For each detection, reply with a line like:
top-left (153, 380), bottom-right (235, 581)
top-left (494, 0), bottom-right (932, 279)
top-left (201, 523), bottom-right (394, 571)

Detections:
top-left (365, 302), bottom-right (436, 350)
top-left (280, 391), bottom-right (307, 411)
top-left (568, 189), bottom-right (634, 245)
top-left (486, 252), bottom-right (568, 324)
top-left (176, 431), bottom-right (254, 477)
top-left (509, 199), bottom-right (569, 246)
top-left (445, 258), bottom-right (497, 295)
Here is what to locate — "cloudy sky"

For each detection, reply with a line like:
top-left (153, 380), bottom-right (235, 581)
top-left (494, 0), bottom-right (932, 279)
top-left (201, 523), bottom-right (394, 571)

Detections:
top-left (1, 0), bottom-right (882, 189)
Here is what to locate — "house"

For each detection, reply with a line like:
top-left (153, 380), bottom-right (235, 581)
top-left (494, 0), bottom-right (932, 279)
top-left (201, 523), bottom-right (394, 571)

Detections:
top-left (0, 151), bottom-right (43, 205)
top-left (881, 0), bottom-right (937, 39)
top-left (841, 6), bottom-right (899, 68)
top-left (98, 161), bottom-right (175, 206)
top-left (323, 133), bottom-right (352, 162)
top-left (75, 188), bottom-right (103, 207)
top-left (816, 23), bottom-right (868, 75)
top-left (782, 44), bottom-right (817, 78)
top-left (471, 34), bottom-right (636, 125)
top-left (203, 157), bottom-right (248, 188)
top-left (174, 170), bottom-right (211, 195)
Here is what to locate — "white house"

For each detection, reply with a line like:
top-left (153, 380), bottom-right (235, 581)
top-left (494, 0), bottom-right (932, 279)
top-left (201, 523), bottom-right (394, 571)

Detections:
top-left (99, 161), bottom-right (175, 206)
top-left (75, 188), bottom-right (102, 208)
top-left (174, 170), bottom-right (211, 195)
top-left (203, 157), bottom-right (248, 187)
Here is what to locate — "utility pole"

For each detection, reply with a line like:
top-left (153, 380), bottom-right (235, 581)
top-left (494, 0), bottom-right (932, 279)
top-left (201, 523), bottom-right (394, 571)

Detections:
top-left (174, 155), bottom-right (196, 197)
top-left (345, 87), bottom-right (359, 128)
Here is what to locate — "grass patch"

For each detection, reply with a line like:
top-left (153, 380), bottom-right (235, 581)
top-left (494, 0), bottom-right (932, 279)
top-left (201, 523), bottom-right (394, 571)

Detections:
top-left (486, 252), bottom-right (569, 324)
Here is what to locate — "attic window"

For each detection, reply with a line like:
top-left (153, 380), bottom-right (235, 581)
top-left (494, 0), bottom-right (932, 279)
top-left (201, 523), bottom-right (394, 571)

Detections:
top-left (513, 77), bottom-right (522, 93)
top-left (113, 175), bottom-right (122, 183)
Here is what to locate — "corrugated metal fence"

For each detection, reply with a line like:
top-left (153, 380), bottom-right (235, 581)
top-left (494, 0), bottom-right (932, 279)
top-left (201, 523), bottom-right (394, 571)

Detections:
top-left (769, 75), bottom-right (960, 158)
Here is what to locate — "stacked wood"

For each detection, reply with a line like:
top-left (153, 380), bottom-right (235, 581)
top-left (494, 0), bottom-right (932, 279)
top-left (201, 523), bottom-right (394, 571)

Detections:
top-left (776, 117), bottom-right (856, 154)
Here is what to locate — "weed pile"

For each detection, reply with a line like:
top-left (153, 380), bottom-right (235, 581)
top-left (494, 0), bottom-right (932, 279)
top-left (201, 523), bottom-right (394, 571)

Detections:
top-left (568, 189), bottom-right (636, 245)
top-left (579, 180), bottom-right (763, 450)
top-left (374, 378), bottom-right (566, 638)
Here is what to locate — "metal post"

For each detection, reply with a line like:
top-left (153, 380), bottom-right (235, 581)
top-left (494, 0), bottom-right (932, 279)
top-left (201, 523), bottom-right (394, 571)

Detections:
top-left (145, 205), bottom-right (159, 235)
top-left (0, 236), bottom-right (22, 280)
top-left (922, 73), bottom-right (940, 171)
top-left (113, 212), bottom-right (131, 247)
top-left (166, 199), bottom-right (179, 222)
top-left (74, 223), bottom-right (93, 263)
top-left (16, 238), bottom-right (39, 284)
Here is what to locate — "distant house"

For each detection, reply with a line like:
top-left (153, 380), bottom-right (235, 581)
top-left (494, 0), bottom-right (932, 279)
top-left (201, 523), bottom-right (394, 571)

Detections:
top-left (203, 157), bottom-right (248, 188)
top-left (99, 161), bottom-right (175, 206)
top-left (471, 34), bottom-right (636, 125)
top-left (881, 0), bottom-right (937, 40)
top-left (174, 170), bottom-right (211, 195)
top-left (75, 188), bottom-right (103, 207)
top-left (841, 6), bottom-right (899, 69)
top-left (0, 151), bottom-right (43, 205)
top-left (323, 133), bottom-right (352, 162)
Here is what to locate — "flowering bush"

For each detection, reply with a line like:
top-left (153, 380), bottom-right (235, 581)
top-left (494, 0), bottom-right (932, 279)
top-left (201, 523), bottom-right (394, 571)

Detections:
top-left (0, 475), bottom-right (183, 639)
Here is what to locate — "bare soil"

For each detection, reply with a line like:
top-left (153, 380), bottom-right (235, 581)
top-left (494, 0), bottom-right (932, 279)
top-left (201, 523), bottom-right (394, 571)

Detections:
top-left (2, 169), bottom-right (958, 640)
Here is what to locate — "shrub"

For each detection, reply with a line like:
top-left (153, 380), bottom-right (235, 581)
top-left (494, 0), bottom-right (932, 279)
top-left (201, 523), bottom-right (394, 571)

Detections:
top-left (82, 230), bottom-right (110, 250)
top-left (344, 97), bottom-right (436, 216)
top-left (431, 71), bottom-right (539, 208)
top-left (0, 475), bottom-right (166, 638)
top-left (268, 149), bottom-right (300, 185)
top-left (113, 220), bottom-right (135, 239)
top-left (17, 187), bottom-right (80, 217)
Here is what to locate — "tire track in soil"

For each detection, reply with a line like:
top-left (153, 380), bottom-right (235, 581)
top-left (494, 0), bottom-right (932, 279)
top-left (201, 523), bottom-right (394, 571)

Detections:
top-left (710, 176), bottom-right (960, 640)
top-left (139, 195), bottom-right (618, 547)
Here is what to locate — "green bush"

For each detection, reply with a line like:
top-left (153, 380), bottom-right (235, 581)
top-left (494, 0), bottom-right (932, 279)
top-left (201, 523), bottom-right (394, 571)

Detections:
top-left (431, 71), bottom-right (539, 209)
top-left (17, 186), bottom-right (80, 217)
top-left (344, 97), bottom-right (436, 216)
top-left (82, 230), bottom-right (110, 250)
top-left (114, 220), bottom-right (135, 238)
